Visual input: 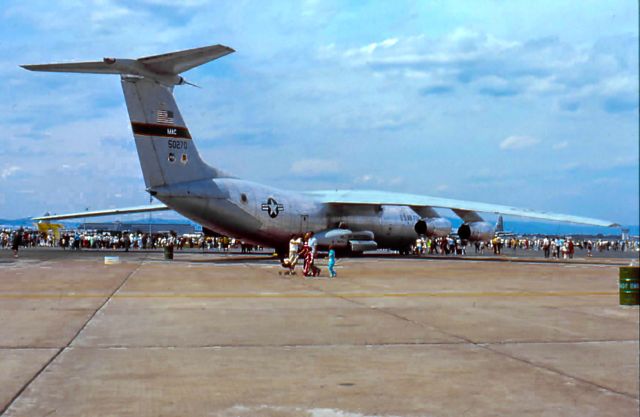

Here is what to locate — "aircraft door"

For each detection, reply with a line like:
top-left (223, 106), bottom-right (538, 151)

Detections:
top-left (300, 215), bottom-right (309, 233)
top-left (381, 207), bottom-right (393, 236)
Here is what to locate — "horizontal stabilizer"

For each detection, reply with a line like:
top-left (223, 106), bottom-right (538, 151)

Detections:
top-left (138, 44), bottom-right (234, 75)
top-left (33, 204), bottom-right (170, 221)
top-left (22, 44), bottom-right (235, 86)
top-left (21, 61), bottom-right (121, 74)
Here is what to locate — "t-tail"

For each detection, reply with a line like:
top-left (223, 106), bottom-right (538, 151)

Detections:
top-left (22, 44), bottom-right (234, 189)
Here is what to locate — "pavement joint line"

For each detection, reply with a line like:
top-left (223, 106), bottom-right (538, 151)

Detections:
top-left (345, 256), bottom-right (630, 267)
top-left (0, 347), bottom-right (64, 417)
top-left (481, 344), bottom-right (640, 401)
top-left (546, 304), bottom-right (640, 324)
top-left (3, 338), bottom-right (637, 350)
top-left (0, 256), bottom-right (147, 417)
top-left (483, 339), bottom-right (639, 346)
top-left (68, 341), bottom-right (474, 349)
top-left (302, 279), bottom-right (475, 346)
top-left (60, 338), bottom-right (640, 349)
top-left (305, 281), bottom-right (640, 402)
top-left (0, 291), bottom-right (617, 299)
top-left (0, 347), bottom-right (62, 350)
top-left (1, 253), bottom-right (636, 411)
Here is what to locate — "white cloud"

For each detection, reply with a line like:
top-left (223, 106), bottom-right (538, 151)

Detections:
top-left (2, 3), bottom-right (637, 223)
top-left (380, 38), bottom-right (399, 48)
top-left (139, 0), bottom-right (208, 6)
top-left (552, 141), bottom-right (569, 150)
top-left (355, 174), bottom-right (373, 183)
top-left (1, 166), bottom-right (21, 180)
top-left (345, 37), bottom-right (399, 58)
top-left (327, 28), bottom-right (637, 113)
top-left (90, 0), bottom-right (131, 23)
top-left (499, 135), bottom-right (540, 150)
top-left (290, 159), bottom-right (340, 176)
top-left (354, 174), bottom-right (404, 187)
top-left (559, 155), bottom-right (638, 172)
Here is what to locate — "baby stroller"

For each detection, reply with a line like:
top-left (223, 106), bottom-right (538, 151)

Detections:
top-left (278, 256), bottom-right (298, 276)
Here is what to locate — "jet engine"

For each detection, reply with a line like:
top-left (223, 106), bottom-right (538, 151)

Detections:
top-left (457, 222), bottom-right (495, 241)
top-left (314, 229), bottom-right (377, 253)
top-left (414, 218), bottom-right (452, 237)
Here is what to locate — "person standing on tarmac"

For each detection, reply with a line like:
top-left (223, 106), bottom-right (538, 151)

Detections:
top-left (543, 237), bottom-right (550, 258)
top-left (300, 235), bottom-right (311, 276)
top-left (11, 228), bottom-right (23, 258)
top-left (301, 232), bottom-right (321, 277)
top-left (568, 239), bottom-right (575, 259)
top-left (283, 234), bottom-right (302, 275)
top-left (327, 245), bottom-right (337, 278)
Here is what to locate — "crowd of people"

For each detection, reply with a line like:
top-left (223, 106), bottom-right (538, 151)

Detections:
top-left (2, 227), bottom-right (638, 262)
top-left (412, 236), bottom-right (639, 258)
top-left (0, 228), bottom-right (260, 257)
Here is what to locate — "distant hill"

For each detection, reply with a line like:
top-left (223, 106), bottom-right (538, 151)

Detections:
top-left (0, 218), bottom-right (35, 228)
top-left (0, 217), bottom-right (203, 231)
top-left (471, 218), bottom-right (638, 238)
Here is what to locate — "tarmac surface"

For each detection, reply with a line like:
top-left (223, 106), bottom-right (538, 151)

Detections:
top-left (1, 248), bottom-right (638, 417)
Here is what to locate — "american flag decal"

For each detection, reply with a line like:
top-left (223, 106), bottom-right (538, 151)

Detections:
top-left (156, 109), bottom-right (174, 124)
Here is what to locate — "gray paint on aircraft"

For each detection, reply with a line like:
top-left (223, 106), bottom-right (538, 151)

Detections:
top-left (24, 44), bottom-right (619, 253)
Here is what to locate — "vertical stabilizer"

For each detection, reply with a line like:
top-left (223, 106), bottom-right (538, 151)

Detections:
top-left (22, 44), bottom-right (235, 188)
top-left (121, 77), bottom-right (218, 187)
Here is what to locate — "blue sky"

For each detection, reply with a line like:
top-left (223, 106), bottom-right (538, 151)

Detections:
top-left (1, 0), bottom-right (638, 226)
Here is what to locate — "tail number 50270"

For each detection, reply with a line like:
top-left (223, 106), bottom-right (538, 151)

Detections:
top-left (168, 140), bottom-right (188, 150)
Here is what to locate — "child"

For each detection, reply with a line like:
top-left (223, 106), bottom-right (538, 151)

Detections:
top-left (301, 232), bottom-right (320, 277)
top-left (328, 245), bottom-right (337, 278)
top-left (299, 236), bottom-right (311, 276)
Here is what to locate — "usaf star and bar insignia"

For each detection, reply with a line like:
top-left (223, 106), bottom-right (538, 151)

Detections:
top-left (261, 197), bottom-right (284, 218)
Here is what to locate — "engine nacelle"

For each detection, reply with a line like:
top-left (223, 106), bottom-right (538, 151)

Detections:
top-left (349, 240), bottom-right (378, 252)
top-left (314, 229), bottom-right (376, 251)
top-left (314, 229), bottom-right (351, 249)
top-left (414, 218), bottom-right (452, 237)
top-left (457, 222), bottom-right (495, 241)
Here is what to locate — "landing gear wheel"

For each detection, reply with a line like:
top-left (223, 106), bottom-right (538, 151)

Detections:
top-left (399, 246), bottom-right (412, 256)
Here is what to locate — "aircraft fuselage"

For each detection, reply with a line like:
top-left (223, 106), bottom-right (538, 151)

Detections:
top-left (152, 178), bottom-right (421, 251)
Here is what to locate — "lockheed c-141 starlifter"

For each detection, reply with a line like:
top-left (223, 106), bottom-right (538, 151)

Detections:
top-left (23, 44), bottom-right (618, 255)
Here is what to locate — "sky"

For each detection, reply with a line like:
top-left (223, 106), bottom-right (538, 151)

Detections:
top-left (0, 0), bottom-right (638, 226)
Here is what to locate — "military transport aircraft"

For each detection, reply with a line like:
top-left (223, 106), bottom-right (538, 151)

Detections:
top-left (23, 44), bottom-right (618, 255)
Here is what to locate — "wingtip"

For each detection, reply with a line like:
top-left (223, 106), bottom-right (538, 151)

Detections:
top-left (20, 64), bottom-right (52, 72)
top-left (219, 44), bottom-right (236, 53)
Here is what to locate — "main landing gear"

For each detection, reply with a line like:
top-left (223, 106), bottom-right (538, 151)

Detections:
top-left (398, 246), bottom-right (412, 256)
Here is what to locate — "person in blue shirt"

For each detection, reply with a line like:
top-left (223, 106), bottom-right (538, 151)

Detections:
top-left (328, 245), bottom-right (337, 278)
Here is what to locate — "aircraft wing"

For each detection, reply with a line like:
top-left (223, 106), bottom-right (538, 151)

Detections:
top-left (32, 204), bottom-right (170, 221)
top-left (307, 190), bottom-right (619, 227)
